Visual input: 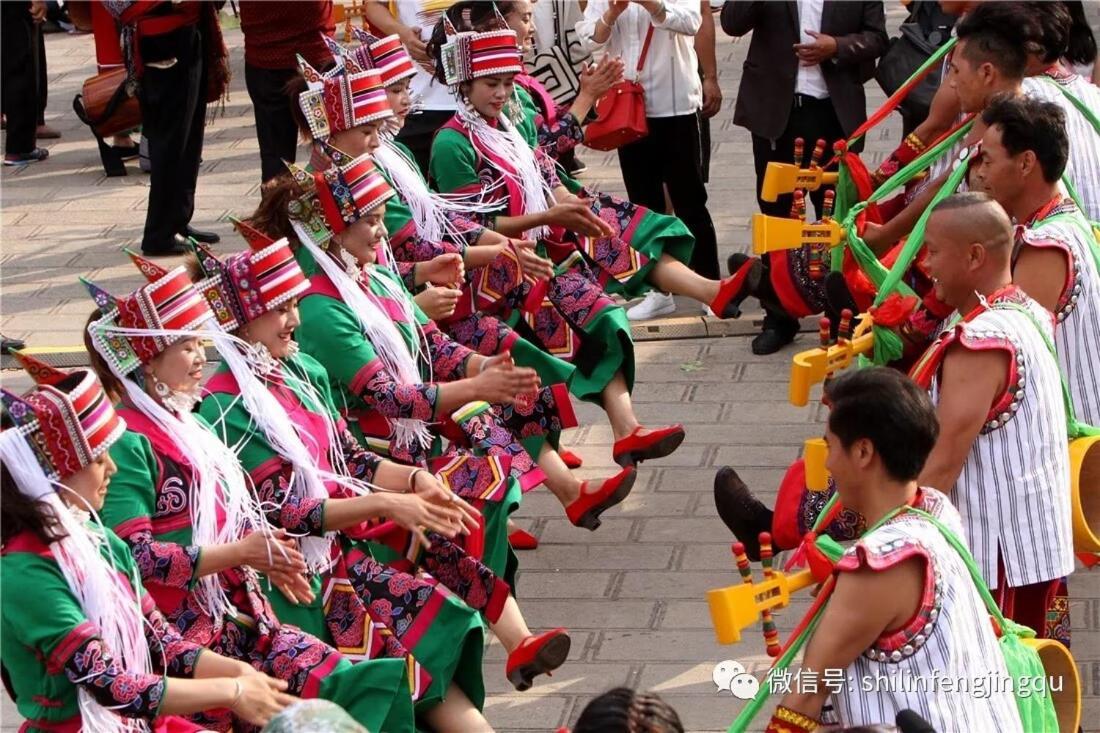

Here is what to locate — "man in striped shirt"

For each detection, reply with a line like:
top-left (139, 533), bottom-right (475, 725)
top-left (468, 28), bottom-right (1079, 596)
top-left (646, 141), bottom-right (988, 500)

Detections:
top-left (763, 368), bottom-right (1023, 733)
top-left (972, 95), bottom-right (1100, 427)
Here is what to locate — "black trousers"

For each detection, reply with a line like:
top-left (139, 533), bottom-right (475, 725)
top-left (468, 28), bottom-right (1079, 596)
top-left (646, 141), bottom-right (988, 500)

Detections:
top-left (396, 109), bottom-right (454, 177)
top-left (1, 4), bottom-right (40, 155)
top-left (751, 94), bottom-right (846, 332)
top-left (138, 24), bottom-right (207, 251)
top-left (617, 113), bottom-right (720, 280)
top-left (245, 64), bottom-right (298, 184)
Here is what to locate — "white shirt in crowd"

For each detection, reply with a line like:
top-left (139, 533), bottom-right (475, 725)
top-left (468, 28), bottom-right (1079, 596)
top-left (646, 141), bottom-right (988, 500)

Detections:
top-left (393, 0), bottom-right (457, 112)
top-left (576, 0), bottom-right (703, 118)
top-left (796, 0), bottom-right (830, 99)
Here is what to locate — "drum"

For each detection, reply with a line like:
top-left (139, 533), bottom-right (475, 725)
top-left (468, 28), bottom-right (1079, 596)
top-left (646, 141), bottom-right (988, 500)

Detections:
top-left (73, 68), bottom-right (141, 139)
top-left (1069, 436), bottom-right (1100, 552)
top-left (1021, 638), bottom-right (1081, 732)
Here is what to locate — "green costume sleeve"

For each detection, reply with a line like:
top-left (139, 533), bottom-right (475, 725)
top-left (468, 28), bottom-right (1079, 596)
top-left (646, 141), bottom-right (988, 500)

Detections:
top-left (1, 554), bottom-right (91, 667)
top-left (103, 430), bottom-right (160, 539)
top-left (297, 294), bottom-right (382, 401)
top-left (430, 128), bottom-right (482, 194)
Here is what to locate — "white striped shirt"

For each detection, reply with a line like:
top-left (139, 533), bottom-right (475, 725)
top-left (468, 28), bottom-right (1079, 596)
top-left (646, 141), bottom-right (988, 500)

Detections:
top-left (930, 293), bottom-right (1073, 588)
top-left (831, 489), bottom-right (1024, 731)
top-left (1020, 200), bottom-right (1100, 426)
top-left (1021, 70), bottom-right (1100, 221)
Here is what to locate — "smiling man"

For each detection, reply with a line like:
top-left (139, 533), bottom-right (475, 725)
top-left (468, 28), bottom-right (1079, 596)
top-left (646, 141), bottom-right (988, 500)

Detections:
top-left (907, 192), bottom-right (1073, 642)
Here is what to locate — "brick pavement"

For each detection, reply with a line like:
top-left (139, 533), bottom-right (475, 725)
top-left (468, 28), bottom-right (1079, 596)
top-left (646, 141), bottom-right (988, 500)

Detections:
top-left (2, 6), bottom-right (1100, 733)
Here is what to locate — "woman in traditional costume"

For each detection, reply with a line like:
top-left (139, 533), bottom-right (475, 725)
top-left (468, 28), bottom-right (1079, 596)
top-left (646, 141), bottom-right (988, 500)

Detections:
top-left (190, 229), bottom-right (572, 697)
top-left (0, 361), bottom-right (296, 732)
top-left (424, 23), bottom-right (760, 466)
top-left (430, 5), bottom-right (763, 319)
top-left (249, 148), bottom-right (644, 545)
top-left (81, 264), bottom-right (417, 732)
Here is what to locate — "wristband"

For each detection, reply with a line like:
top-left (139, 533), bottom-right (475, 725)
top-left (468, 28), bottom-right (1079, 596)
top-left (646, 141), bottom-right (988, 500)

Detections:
top-left (765, 705), bottom-right (821, 733)
top-left (408, 468), bottom-right (426, 493)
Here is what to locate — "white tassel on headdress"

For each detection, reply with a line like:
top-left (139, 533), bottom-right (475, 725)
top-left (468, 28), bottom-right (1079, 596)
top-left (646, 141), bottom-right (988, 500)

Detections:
top-left (375, 136), bottom-right (505, 245)
top-left (86, 321), bottom-right (273, 622)
top-left (206, 330), bottom-right (381, 573)
top-left (454, 97), bottom-right (556, 239)
top-left (0, 431), bottom-right (151, 733)
top-left (292, 220), bottom-right (435, 453)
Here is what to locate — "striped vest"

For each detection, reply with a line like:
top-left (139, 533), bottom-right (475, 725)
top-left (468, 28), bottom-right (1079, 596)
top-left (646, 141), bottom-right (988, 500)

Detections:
top-left (916, 289), bottom-right (1073, 588)
top-left (831, 489), bottom-right (1024, 732)
top-left (1021, 71), bottom-right (1100, 221)
top-left (1020, 200), bottom-right (1100, 426)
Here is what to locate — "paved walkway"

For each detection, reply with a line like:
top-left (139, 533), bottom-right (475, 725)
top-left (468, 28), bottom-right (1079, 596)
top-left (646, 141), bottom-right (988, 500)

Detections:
top-left (2, 7), bottom-right (1099, 733)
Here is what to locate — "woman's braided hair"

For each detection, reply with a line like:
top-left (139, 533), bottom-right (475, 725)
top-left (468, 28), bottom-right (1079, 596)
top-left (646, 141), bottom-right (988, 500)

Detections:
top-left (574, 688), bottom-right (684, 733)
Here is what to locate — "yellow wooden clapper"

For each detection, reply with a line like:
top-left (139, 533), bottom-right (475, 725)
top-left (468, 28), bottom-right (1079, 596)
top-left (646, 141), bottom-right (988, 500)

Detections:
top-left (760, 162), bottom-right (839, 202)
top-left (751, 213), bottom-right (844, 256)
top-left (707, 568), bottom-right (815, 645)
top-left (789, 314), bottom-right (875, 407)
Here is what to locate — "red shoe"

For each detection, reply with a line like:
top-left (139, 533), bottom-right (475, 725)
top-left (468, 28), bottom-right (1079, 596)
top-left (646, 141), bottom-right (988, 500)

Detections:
top-left (710, 255), bottom-right (763, 319)
top-left (509, 528), bottom-right (539, 550)
top-left (565, 466), bottom-right (637, 530)
top-left (560, 449), bottom-right (584, 469)
top-left (613, 424), bottom-right (686, 468)
top-left (506, 628), bottom-right (571, 691)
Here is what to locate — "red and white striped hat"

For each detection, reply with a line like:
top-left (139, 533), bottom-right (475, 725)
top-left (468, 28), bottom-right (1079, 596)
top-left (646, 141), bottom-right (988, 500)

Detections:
top-left (83, 253), bottom-right (215, 376)
top-left (297, 54), bottom-right (392, 142)
top-left (3, 354), bottom-right (127, 480)
top-left (440, 29), bottom-right (523, 86)
top-left (188, 222), bottom-right (310, 332)
top-left (307, 146), bottom-right (396, 234)
top-left (356, 30), bottom-right (418, 86)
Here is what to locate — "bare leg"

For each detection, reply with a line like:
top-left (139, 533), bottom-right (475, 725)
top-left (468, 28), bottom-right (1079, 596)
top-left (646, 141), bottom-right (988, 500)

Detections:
top-left (536, 443), bottom-right (582, 507)
top-left (488, 595), bottom-right (532, 654)
top-left (422, 683), bottom-right (494, 732)
top-left (649, 253), bottom-right (721, 305)
top-left (602, 371), bottom-right (641, 441)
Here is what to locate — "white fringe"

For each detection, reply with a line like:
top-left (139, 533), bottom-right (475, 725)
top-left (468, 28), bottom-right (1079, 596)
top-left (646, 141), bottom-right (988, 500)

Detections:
top-left (455, 99), bottom-right (556, 239)
top-left (86, 322), bottom-right (275, 622)
top-left (375, 136), bottom-right (505, 245)
top-left (208, 331), bottom-right (382, 573)
top-left (292, 221), bottom-right (435, 454)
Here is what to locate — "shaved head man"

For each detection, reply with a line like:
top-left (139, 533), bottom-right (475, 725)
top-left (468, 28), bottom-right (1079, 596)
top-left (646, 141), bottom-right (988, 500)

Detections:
top-left (922, 192), bottom-right (1014, 314)
top-left (911, 192), bottom-right (1073, 642)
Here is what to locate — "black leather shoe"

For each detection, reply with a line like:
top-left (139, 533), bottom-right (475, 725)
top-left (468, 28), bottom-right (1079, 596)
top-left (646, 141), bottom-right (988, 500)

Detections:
top-left (751, 327), bottom-right (797, 355)
top-left (713, 466), bottom-right (773, 561)
top-left (727, 252), bottom-right (749, 277)
top-left (141, 236), bottom-right (189, 257)
top-left (183, 226), bottom-right (220, 244)
top-left (1, 334), bottom-right (26, 355)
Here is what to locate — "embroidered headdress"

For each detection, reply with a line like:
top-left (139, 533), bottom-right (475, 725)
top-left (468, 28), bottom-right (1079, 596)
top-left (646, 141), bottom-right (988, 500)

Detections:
top-left (297, 54), bottom-right (393, 142)
top-left (439, 29), bottom-right (523, 86)
top-left (2, 355), bottom-right (125, 481)
top-left (83, 251), bottom-right (212, 378)
top-left (191, 221), bottom-right (310, 332)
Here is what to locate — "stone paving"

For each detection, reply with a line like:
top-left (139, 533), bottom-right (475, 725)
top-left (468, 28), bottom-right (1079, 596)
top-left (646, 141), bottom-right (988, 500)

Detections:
top-left (3, 5), bottom-right (1100, 733)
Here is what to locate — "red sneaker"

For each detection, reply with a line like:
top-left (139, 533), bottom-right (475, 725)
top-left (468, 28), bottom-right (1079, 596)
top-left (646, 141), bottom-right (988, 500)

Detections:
top-left (559, 449), bottom-right (583, 469)
top-left (565, 466), bottom-right (637, 530)
top-left (710, 255), bottom-right (763, 319)
top-left (509, 528), bottom-right (539, 550)
top-left (506, 628), bottom-right (571, 691)
top-left (612, 424), bottom-right (686, 468)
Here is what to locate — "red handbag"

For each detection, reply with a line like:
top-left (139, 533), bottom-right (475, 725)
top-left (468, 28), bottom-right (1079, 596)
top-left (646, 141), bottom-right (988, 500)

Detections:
top-left (583, 24), bottom-right (655, 151)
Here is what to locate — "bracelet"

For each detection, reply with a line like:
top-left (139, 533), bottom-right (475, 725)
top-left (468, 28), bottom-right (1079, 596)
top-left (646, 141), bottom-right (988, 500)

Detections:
top-left (228, 679), bottom-right (244, 711)
top-left (597, 15), bottom-right (611, 30)
top-left (408, 469), bottom-right (426, 493)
